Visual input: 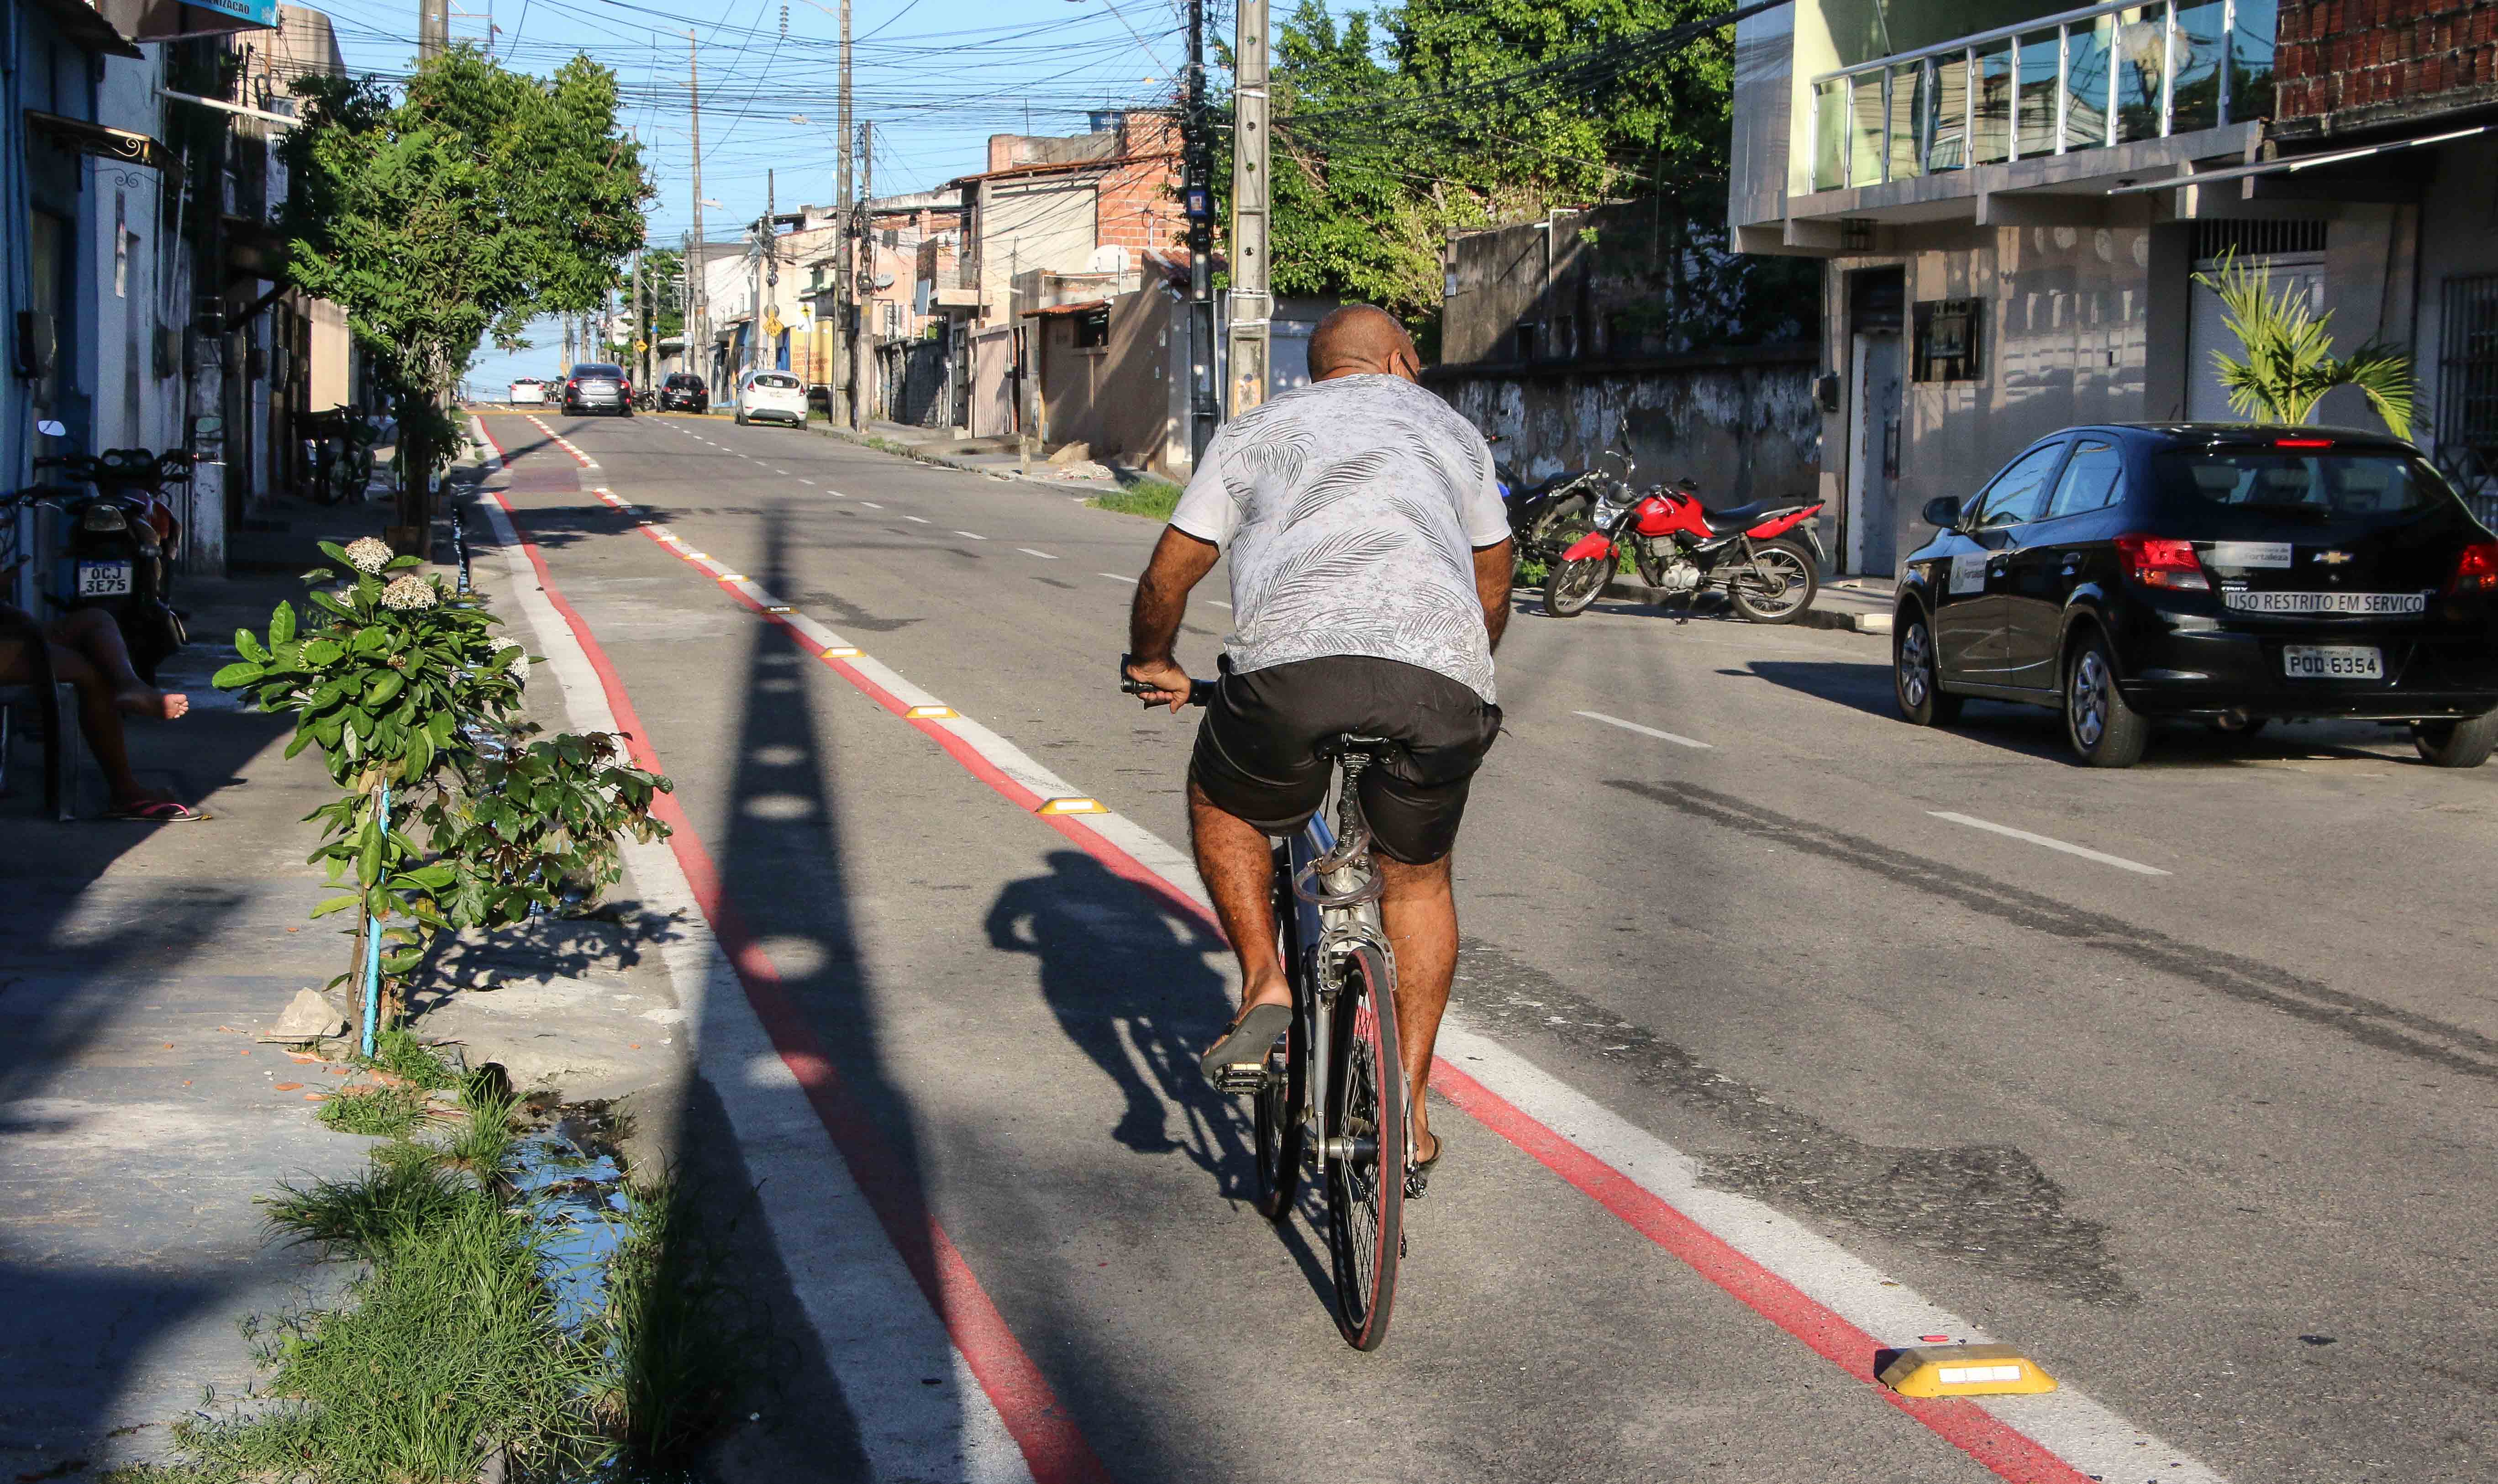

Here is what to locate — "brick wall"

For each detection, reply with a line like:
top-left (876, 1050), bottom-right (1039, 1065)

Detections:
top-left (2277, 0), bottom-right (2498, 129)
top-left (1097, 111), bottom-right (1184, 261)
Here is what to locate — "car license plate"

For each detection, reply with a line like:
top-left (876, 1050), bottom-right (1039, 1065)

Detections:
top-left (2283, 644), bottom-right (2382, 679)
top-left (77, 561), bottom-right (131, 597)
top-left (2223, 589), bottom-right (2429, 615)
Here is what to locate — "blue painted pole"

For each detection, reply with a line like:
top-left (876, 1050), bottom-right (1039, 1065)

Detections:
top-left (358, 783), bottom-right (391, 1059)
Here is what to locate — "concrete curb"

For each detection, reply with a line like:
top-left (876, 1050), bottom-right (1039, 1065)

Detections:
top-left (808, 423), bottom-right (1141, 496)
top-left (1597, 577), bottom-right (1894, 635)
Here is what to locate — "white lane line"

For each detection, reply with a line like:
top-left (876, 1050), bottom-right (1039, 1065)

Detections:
top-left (904, 515), bottom-right (931, 524)
top-left (1203, 599), bottom-right (1231, 610)
top-left (1577, 709), bottom-right (1711, 750)
top-left (799, 478), bottom-right (816, 485)
top-left (857, 501), bottom-right (884, 509)
top-left (954, 531), bottom-right (988, 540)
top-left (1929, 811), bottom-right (2171, 876)
top-left (1018, 548), bottom-right (1058, 560)
top-left (1098, 572), bottom-right (1136, 584)
top-left (774, 468), bottom-right (791, 475)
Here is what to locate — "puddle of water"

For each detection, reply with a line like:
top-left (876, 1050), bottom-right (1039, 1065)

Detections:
top-left (508, 1124), bottom-right (629, 1332)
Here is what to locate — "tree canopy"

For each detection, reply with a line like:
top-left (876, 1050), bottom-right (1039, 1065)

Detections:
top-left (1251, 0), bottom-right (1803, 344)
top-left (281, 44), bottom-right (648, 501)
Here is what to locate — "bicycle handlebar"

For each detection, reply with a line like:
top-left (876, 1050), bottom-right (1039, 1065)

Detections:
top-left (1117, 653), bottom-right (1215, 709)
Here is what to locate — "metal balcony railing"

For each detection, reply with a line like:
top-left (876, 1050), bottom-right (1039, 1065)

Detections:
top-left (1809, 0), bottom-right (2277, 193)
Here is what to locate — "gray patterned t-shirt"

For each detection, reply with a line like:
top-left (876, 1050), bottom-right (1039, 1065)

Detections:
top-left (1168, 374), bottom-right (1511, 703)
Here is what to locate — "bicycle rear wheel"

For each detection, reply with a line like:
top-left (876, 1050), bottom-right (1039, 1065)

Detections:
top-left (1324, 942), bottom-right (1404, 1351)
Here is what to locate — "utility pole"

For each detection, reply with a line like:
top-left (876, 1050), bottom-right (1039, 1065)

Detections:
top-left (1226, 0), bottom-right (1270, 421)
top-left (1184, 0), bottom-right (1216, 462)
top-left (833, 0), bottom-right (853, 425)
top-left (686, 31), bottom-right (709, 395)
top-left (852, 119), bottom-right (872, 430)
top-left (419, 0), bottom-right (448, 59)
top-left (631, 247), bottom-right (645, 392)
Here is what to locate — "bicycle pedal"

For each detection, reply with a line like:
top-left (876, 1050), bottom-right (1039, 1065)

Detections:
top-left (1210, 1063), bottom-right (1269, 1095)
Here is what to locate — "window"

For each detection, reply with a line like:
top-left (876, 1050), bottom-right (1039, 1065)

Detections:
top-left (2157, 449), bottom-right (2443, 516)
top-left (1073, 306), bottom-right (1110, 348)
top-left (1971, 442), bottom-right (2067, 528)
top-left (1912, 299), bottom-right (1983, 382)
top-left (2046, 438), bottom-right (2125, 518)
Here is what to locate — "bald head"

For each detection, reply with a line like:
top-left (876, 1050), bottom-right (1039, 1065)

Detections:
top-left (1309, 305), bottom-right (1421, 384)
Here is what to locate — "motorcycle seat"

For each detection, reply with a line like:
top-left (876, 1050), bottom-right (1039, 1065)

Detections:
top-left (1702, 498), bottom-right (1807, 530)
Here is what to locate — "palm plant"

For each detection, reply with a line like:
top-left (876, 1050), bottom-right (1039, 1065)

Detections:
top-left (2193, 250), bottom-right (2419, 440)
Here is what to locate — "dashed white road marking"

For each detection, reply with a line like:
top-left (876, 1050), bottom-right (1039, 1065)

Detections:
top-left (1578, 710), bottom-right (1711, 750)
top-left (1203, 599), bottom-right (1231, 610)
top-left (1018, 548), bottom-right (1058, 560)
top-left (1097, 572), bottom-right (1136, 584)
top-left (954, 531), bottom-right (988, 541)
top-left (904, 515), bottom-right (931, 524)
top-left (799, 478), bottom-right (816, 485)
top-left (1929, 812), bottom-right (2172, 876)
top-left (858, 501), bottom-right (884, 509)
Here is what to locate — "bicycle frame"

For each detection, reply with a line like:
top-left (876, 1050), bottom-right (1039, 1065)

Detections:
top-left (1283, 768), bottom-right (1396, 1185)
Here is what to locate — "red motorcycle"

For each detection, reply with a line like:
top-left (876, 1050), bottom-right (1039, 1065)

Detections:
top-left (1543, 474), bottom-right (1827, 624)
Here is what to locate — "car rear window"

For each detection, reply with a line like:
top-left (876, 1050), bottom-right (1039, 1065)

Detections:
top-left (577, 364), bottom-right (624, 378)
top-left (753, 374), bottom-right (800, 389)
top-left (2158, 447), bottom-right (2446, 516)
top-left (668, 374), bottom-right (702, 388)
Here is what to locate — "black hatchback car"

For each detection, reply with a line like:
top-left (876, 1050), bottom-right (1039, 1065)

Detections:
top-left (1893, 424), bottom-right (2498, 768)
top-left (562, 363), bottom-right (632, 416)
top-left (658, 372), bottom-right (707, 412)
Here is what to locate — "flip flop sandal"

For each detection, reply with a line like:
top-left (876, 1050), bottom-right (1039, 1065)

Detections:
top-left (103, 799), bottom-right (206, 823)
top-left (1405, 1129), bottom-right (1446, 1200)
top-left (1199, 1001), bottom-right (1291, 1094)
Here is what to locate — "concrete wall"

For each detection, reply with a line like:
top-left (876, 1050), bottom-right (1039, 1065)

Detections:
top-left (1427, 349), bottom-right (1821, 510)
top-left (1033, 286), bottom-right (1188, 477)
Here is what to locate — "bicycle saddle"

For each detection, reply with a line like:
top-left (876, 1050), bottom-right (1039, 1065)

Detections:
top-left (1315, 734), bottom-right (1394, 762)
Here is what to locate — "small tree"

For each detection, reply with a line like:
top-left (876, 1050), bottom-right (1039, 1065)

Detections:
top-left (215, 537), bottom-right (671, 1027)
top-left (281, 45), bottom-right (649, 527)
top-left (2195, 251), bottom-right (2419, 438)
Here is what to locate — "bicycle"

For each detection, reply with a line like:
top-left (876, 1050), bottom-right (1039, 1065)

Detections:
top-left (1122, 660), bottom-right (1412, 1351)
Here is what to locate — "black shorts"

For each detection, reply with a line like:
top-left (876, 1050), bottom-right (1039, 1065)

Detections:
top-left (1190, 655), bottom-right (1502, 864)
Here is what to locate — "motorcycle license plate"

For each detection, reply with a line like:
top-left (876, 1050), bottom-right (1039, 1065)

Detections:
top-left (77, 561), bottom-right (132, 597)
top-left (2282, 644), bottom-right (2382, 680)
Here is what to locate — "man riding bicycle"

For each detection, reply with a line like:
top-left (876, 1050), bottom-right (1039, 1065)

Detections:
top-left (1120, 304), bottom-right (1514, 1185)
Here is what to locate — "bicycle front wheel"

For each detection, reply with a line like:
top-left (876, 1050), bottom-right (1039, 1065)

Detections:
top-left (1325, 943), bottom-right (1404, 1351)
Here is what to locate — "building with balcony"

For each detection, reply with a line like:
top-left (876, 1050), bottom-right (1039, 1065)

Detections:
top-left (1729, 1), bottom-right (2464, 576)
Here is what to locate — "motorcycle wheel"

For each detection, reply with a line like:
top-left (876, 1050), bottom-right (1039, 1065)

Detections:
top-left (1728, 538), bottom-right (1819, 624)
top-left (1544, 555), bottom-right (1610, 617)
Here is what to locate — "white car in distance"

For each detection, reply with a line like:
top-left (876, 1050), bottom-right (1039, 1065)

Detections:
top-left (735, 370), bottom-right (810, 428)
top-left (508, 377), bottom-right (547, 405)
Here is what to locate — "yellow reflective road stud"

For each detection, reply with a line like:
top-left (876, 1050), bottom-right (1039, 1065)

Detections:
top-left (1878, 1344), bottom-right (2057, 1398)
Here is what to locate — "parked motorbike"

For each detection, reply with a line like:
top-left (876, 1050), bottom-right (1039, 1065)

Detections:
top-left (1487, 431), bottom-right (1601, 565)
top-left (1542, 466), bottom-right (1827, 624)
top-left (31, 443), bottom-right (192, 680)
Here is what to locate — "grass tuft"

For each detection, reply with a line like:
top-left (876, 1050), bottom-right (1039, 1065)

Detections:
top-left (368, 1026), bottom-right (461, 1090)
top-left (265, 1147), bottom-right (469, 1258)
top-left (315, 1082), bottom-right (433, 1138)
top-left (603, 1175), bottom-right (749, 1473)
top-left (1087, 478), bottom-right (1184, 521)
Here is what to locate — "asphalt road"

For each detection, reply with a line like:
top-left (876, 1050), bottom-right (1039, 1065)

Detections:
top-left (477, 408), bottom-right (2498, 1484)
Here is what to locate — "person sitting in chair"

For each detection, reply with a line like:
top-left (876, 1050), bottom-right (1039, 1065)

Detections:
top-left (0, 604), bottom-right (200, 821)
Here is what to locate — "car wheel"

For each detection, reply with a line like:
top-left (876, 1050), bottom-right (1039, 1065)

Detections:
top-left (2411, 711), bottom-right (2498, 768)
top-left (2064, 631), bottom-right (2148, 768)
top-left (1893, 609), bottom-right (1963, 726)
top-left (735, 410), bottom-right (747, 426)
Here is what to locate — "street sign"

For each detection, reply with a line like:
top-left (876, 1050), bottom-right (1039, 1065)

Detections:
top-left (634, 338), bottom-right (648, 353)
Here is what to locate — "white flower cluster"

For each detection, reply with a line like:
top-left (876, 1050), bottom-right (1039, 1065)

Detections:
top-left (380, 574), bottom-right (439, 611)
top-left (343, 536), bottom-right (394, 574)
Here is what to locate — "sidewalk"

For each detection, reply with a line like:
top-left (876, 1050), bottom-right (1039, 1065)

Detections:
top-left (1600, 569), bottom-right (1898, 634)
top-left (0, 473), bottom-right (688, 1477)
top-left (815, 417), bottom-right (1142, 494)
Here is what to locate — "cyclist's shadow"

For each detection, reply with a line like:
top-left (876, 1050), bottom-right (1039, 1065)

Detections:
top-left (986, 849), bottom-right (1256, 1197)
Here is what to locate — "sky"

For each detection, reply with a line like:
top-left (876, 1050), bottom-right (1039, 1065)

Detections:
top-left (306, 0), bottom-right (1230, 386)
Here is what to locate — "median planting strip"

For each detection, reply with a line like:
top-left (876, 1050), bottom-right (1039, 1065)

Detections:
top-left (480, 413), bottom-right (2226, 1484)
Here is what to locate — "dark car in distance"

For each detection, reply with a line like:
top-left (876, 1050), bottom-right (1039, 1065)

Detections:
top-left (658, 372), bottom-right (707, 412)
top-left (1893, 424), bottom-right (2498, 768)
top-left (562, 363), bottom-right (632, 416)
